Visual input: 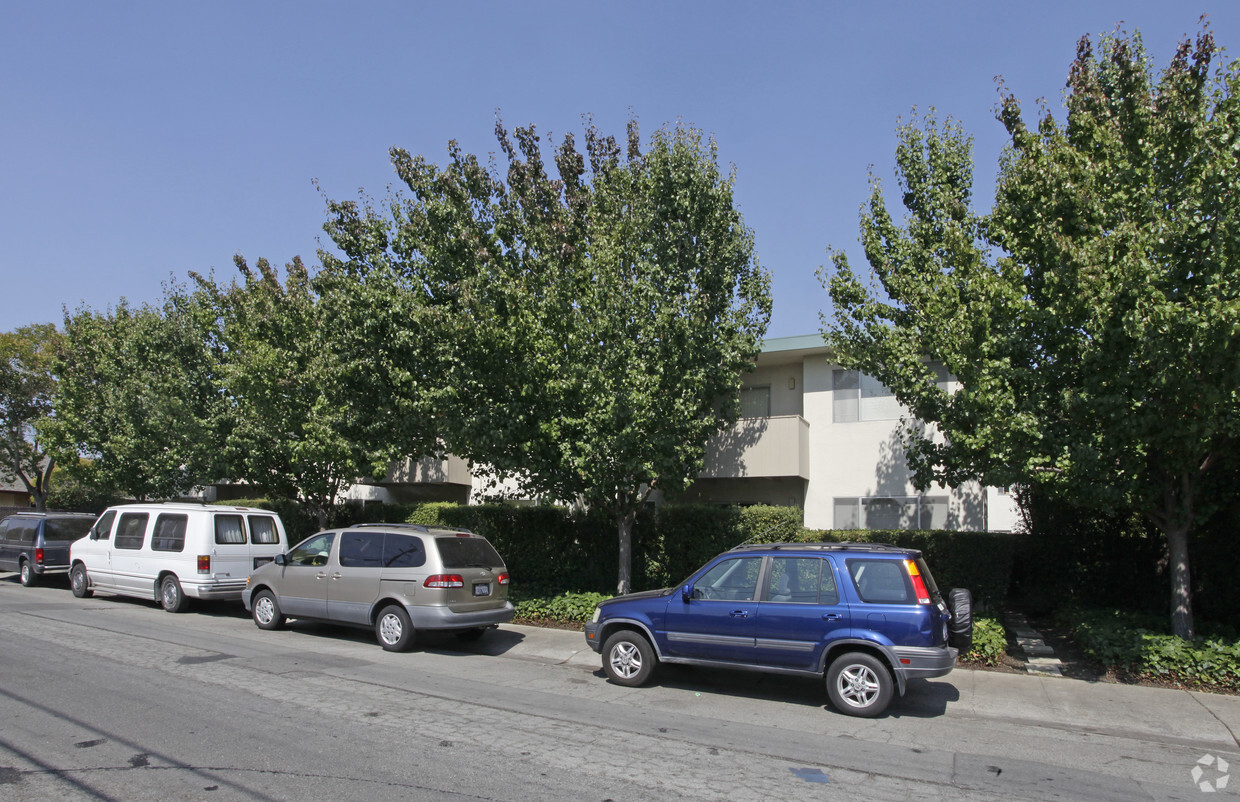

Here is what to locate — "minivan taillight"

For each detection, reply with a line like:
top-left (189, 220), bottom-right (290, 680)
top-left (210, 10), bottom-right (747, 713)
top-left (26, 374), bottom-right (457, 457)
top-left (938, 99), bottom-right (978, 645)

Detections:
top-left (424, 574), bottom-right (464, 588)
top-left (34, 548), bottom-right (44, 565)
top-left (198, 555), bottom-right (211, 574)
top-left (497, 572), bottom-right (510, 586)
top-left (905, 560), bottom-right (931, 605)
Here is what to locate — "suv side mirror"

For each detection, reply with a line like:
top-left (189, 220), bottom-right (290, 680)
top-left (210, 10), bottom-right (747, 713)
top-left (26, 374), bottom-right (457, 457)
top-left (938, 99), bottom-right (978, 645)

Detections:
top-left (681, 583), bottom-right (693, 603)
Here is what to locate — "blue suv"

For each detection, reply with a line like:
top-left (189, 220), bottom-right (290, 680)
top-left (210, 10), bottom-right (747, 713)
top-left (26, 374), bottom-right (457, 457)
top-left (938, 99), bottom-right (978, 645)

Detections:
top-left (583, 542), bottom-right (972, 717)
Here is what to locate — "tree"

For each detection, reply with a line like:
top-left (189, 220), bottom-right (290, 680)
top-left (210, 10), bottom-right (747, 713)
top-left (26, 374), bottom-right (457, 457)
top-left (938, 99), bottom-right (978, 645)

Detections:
top-left (322, 116), bottom-right (771, 593)
top-left (191, 256), bottom-right (426, 529)
top-left (0, 324), bottom-right (61, 511)
top-left (823, 25), bottom-right (1240, 638)
top-left (47, 293), bottom-right (223, 501)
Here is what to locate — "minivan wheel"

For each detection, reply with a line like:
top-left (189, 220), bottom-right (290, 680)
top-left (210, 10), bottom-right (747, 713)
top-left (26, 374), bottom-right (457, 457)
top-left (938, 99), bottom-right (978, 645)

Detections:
top-left (70, 564), bottom-right (92, 598)
top-left (19, 560), bottom-right (36, 587)
top-left (160, 576), bottom-right (189, 613)
top-left (826, 652), bottom-right (893, 717)
top-left (602, 630), bottom-right (656, 687)
top-left (375, 605), bottom-right (414, 651)
top-left (252, 590), bottom-right (286, 631)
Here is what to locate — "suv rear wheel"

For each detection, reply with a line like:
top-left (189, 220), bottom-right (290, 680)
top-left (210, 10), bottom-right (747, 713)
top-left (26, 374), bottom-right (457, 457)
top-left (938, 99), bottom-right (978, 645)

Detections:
top-left (19, 560), bottom-right (36, 587)
top-left (826, 652), bottom-right (893, 717)
top-left (602, 630), bottom-right (656, 687)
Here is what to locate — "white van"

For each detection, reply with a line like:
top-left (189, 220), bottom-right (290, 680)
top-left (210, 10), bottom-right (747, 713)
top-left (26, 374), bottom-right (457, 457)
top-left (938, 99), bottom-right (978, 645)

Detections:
top-left (70, 503), bottom-right (289, 612)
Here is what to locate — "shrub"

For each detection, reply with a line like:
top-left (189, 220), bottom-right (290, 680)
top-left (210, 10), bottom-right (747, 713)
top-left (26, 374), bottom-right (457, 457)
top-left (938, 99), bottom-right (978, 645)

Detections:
top-left (512, 591), bottom-right (611, 625)
top-left (964, 617), bottom-right (1008, 666)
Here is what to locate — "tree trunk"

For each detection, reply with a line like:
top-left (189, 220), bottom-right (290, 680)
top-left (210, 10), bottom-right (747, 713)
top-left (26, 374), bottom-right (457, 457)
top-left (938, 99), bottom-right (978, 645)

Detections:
top-left (615, 509), bottom-right (636, 596)
top-left (1164, 521), bottom-right (1194, 640)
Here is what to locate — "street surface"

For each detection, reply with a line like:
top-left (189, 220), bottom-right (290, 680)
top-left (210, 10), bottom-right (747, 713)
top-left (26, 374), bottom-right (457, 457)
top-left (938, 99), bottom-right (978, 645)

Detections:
top-left (0, 576), bottom-right (1235, 800)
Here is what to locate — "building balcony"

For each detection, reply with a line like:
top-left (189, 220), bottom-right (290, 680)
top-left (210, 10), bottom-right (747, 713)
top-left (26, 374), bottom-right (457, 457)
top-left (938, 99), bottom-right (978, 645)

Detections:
top-left (380, 454), bottom-right (473, 487)
top-left (699, 415), bottom-right (810, 480)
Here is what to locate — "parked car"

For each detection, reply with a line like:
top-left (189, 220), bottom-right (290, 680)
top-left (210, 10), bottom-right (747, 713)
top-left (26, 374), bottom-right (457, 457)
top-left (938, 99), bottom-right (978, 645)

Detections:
top-left (0, 511), bottom-right (96, 586)
top-left (70, 503), bottom-right (288, 612)
top-left (584, 542), bottom-right (972, 717)
top-left (243, 523), bottom-right (514, 651)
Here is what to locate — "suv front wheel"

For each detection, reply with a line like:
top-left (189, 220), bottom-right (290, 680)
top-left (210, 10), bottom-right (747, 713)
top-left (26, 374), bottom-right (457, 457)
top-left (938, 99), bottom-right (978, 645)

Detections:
top-left (602, 630), bottom-right (656, 687)
top-left (826, 652), bottom-right (893, 717)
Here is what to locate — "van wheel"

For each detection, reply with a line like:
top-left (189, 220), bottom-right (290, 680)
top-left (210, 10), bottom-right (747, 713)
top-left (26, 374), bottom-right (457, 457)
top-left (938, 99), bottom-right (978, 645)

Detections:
top-left (252, 590), bottom-right (286, 630)
top-left (602, 630), bottom-right (656, 687)
top-left (375, 605), bottom-right (414, 651)
top-left (160, 576), bottom-right (189, 613)
top-left (826, 652), bottom-right (893, 717)
top-left (19, 560), bottom-right (36, 587)
top-left (71, 564), bottom-right (92, 598)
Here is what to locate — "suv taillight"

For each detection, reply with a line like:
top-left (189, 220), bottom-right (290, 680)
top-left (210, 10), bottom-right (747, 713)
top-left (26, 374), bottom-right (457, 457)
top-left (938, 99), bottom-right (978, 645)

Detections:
top-left (34, 548), bottom-right (44, 565)
top-left (424, 574), bottom-right (465, 588)
top-left (905, 560), bottom-right (931, 605)
top-left (497, 572), bottom-right (510, 586)
top-left (198, 555), bottom-right (211, 574)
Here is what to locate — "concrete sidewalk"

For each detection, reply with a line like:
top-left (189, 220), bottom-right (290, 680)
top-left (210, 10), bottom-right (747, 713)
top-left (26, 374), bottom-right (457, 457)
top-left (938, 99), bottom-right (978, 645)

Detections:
top-left (493, 622), bottom-right (1240, 752)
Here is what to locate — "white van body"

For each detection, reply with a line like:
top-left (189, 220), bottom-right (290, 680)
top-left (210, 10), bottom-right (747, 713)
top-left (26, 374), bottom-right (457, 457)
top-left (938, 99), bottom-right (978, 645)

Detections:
top-left (70, 503), bottom-right (288, 612)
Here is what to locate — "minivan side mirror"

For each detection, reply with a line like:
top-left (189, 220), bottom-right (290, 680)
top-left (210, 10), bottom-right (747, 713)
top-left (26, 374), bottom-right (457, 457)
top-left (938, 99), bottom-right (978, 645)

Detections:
top-left (273, 553), bottom-right (287, 566)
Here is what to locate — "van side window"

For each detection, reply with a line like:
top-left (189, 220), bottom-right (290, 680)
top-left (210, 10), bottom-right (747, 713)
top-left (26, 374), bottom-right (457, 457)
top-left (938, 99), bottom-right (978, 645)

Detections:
top-left (114, 513), bottom-right (149, 550)
top-left (92, 511), bottom-right (116, 541)
top-left (287, 533), bottom-right (335, 567)
top-left (214, 515), bottom-right (247, 544)
top-left (150, 514), bottom-right (189, 552)
top-left (339, 532), bottom-right (383, 568)
top-left (248, 516), bottom-right (280, 545)
top-left (383, 534), bottom-right (426, 568)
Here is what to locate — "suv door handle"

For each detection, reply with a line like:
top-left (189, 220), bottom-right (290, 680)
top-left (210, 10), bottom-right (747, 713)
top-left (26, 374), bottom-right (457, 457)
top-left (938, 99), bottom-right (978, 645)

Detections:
top-left (822, 613), bottom-right (842, 621)
top-left (730, 610), bottom-right (749, 618)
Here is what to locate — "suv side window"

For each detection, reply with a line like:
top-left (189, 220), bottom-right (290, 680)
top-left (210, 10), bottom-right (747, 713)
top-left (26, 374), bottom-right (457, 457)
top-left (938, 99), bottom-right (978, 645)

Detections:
top-left (287, 533), bottom-right (335, 567)
top-left (339, 532), bottom-right (383, 568)
top-left (150, 514), bottom-right (189, 552)
top-left (215, 515), bottom-right (247, 544)
top-left (249, 516), bottom-right (280, 545)
top-left (693, 556), bottom-right (762, 601)
top-left (114, 513), bottom-right (150, 550)
top-left (847, 559), bottom-right (913, 604)
top-left (383, 534), bottom-right (426, 568)
top-left (8, 520), bottom-right (38, 545)
top-left (765, 557), bottom-right (839, 604)
top-left (92, 511), bottom-right (116, 541)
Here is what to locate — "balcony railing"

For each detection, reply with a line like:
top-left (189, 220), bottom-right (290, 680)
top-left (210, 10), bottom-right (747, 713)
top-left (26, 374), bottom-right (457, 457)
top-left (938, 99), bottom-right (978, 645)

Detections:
top-left (699, 415), bottom-right (810, 479)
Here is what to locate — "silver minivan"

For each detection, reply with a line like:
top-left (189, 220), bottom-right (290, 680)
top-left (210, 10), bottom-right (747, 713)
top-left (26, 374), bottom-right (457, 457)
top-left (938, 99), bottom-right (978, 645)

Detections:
top-left (242, 523), bottom-right (514, 651)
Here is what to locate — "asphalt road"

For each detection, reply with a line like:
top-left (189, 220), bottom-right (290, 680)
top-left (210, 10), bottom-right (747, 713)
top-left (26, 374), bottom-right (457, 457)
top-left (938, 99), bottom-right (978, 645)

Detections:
top-left (0, 576), bottom-right (1235, 801)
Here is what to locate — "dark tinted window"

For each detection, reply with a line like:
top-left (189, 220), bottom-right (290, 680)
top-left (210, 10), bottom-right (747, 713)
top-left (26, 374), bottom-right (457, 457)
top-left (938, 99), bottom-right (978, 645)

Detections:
top-left (383, 534), bottom-right (426, 568)
top-left (150, 514), bottom-right (188, 552)
top-left (44, 518), bottom-right (94, 541)
top-left (434, 536), bottom-right (504, 569)
top-left (339, 531), bottom-right (383, 568)
top-left (249, 516), bottom-right (280, 545)
top-left (5, 520), bottom-right (38, 545)
top-left (92, 511), bottom-right (116, 541)
top-left (847, 559), bottom-right (913, 604)
top-left (114, 513), bottom-right (149, 550)
top-left (215, 515), bottom-right (246, 544)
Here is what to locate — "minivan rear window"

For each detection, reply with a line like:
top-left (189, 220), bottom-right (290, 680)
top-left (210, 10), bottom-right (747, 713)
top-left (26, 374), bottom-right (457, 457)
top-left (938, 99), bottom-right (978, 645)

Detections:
top-left (45, 518), bottom-right (94, 542)
top-left (435, 536), bottom-right (503, 569)
top-left (215, 515), bottom-right (246, 544)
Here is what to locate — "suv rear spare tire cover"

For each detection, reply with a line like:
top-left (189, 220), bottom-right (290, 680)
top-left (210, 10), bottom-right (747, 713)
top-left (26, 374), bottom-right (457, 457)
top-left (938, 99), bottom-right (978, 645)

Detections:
top-left (947, 587), bottom-right (973, 653)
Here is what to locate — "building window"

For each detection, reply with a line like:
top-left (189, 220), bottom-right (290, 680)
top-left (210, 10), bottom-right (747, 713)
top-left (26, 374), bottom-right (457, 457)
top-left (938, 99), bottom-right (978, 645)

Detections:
top-left (739, 385), bottom-right (771, 418)
top-left (833, 496), bottom-right (948, 530)
top-left (832, 365), bottom-right (954, 423)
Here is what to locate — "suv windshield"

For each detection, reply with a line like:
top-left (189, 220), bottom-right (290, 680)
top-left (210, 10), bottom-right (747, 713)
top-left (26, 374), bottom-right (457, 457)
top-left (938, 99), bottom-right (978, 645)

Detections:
top-left (435, 536), bottom-right (503, 568)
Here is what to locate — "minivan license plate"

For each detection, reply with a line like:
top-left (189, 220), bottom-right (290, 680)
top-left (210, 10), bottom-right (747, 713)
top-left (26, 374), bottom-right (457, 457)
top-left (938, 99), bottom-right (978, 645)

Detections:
top-left (473, 583), bottom-right (491, 597)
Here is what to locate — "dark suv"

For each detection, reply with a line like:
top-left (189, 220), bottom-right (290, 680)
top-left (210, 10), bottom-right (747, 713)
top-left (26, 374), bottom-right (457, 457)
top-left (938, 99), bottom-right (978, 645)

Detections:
top-left (584, 542), bottom-right (972, 717)
top-left (0, 512), bottom-right (97, 587)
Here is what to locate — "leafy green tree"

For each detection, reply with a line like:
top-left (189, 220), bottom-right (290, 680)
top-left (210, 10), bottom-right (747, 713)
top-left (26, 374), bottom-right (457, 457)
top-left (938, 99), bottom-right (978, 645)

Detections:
top-left (322, 117), bottom-right (771, 593)
top-left (192, 256), bottom-right (424, 529)
top-left (47, 293), bottom-right (223, 501)
top-left (823, 26), bottom-right (1239, 638)
top-left (0, 324), bottom-right (61, 511)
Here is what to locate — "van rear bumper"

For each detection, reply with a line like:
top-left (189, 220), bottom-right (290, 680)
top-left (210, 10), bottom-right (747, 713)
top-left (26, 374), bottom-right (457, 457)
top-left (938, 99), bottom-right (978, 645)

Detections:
top-left (186, 580), bottom-right (249, 600)
top-left (407, 601), bottom-right (515, 630)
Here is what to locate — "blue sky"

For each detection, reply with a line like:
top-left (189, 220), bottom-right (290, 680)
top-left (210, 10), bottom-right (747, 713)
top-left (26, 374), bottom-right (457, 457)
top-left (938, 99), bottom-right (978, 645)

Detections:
top-left (4, 2), bottom-right (1237, 339)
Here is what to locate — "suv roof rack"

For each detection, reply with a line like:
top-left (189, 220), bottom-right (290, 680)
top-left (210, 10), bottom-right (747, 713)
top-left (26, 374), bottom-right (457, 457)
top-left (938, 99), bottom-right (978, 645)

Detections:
top-left (728, 541), bottom-right (912, 554)
top-left (350, 523), bottom-right (476, 535)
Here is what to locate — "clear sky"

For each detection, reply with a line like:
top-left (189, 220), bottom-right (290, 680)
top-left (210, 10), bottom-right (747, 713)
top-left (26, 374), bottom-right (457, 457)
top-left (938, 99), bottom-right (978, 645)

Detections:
top-left (4, 2), bottom-right (1237, 339)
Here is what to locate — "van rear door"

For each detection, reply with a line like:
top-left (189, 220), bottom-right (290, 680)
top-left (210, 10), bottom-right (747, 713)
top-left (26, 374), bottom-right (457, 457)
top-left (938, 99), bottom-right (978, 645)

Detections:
top-left (209, 514), bottom-right (253, 584)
